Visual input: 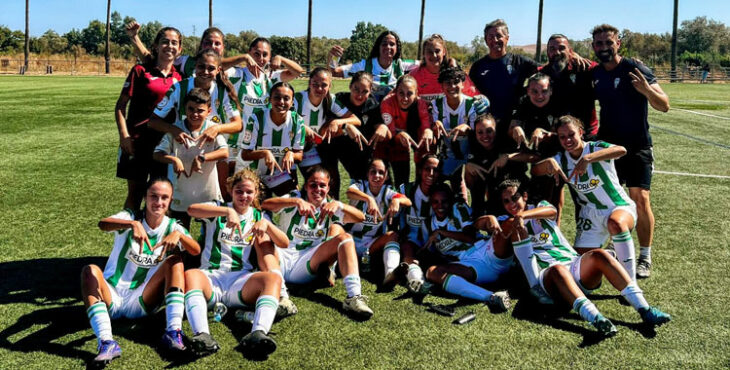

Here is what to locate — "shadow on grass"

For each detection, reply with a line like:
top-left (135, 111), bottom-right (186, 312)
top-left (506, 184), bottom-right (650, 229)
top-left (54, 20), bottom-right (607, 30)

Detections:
top-left (0, 257), bottom-right (199, 367)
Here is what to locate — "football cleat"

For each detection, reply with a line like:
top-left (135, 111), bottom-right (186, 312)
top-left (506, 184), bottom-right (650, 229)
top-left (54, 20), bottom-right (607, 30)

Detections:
top-left (277, 297), bottom-right (298, 318)
top-left (191, 332), bottom-right (219, 357)
top-left (161, 329), bottom-right (187, 352)
top-left (591, 314), bottom-right (618, 337)
top-left (240, 330), bottom-right (277, 357)
top-left (92, 339), bottom-right (121, 366)
top-left (636, 259), bottom-right (652, 279)
top-left (486, 291), bottom-right (511, 312)
top-left (343, 295), bottom-right (374, 319)
top-left (639, 306), bottom-right (671, 326)
top-left (530, 285), bottom-right (554, 305)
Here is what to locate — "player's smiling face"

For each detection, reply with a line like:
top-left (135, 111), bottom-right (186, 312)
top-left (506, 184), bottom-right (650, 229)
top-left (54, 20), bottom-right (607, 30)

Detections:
top-left (380, 35), bottom-right (397, 60)
top-left (232, 179), bottom-right (257, 212)
top-left (349, 79), bottom-right (372, 107)
top-left (185, 101), bottom-right (211, 125)
top-left (424, 41), bottom-right (445, 68)
top-left (201, 32), bottom-right (225, 55)
top-left (485, 26), bottom-right (509, 57)
top-left (306, 171), bottom-right (330, 206)
top-left (396, 80), bottom-right (417, 109)
top-left (557, 122), bottom-right (583, 153)
top-left (195, 55), bottom-right (219, 83)
top-left (430, 190), bottom-right (451, 220)
top-left (547, 37), bottom-right (571, 66)
top-left (420, 157), bottom-right (439, 187)
top-left (527, 78), bottom-right (551, 108)
top-left (145, 181), bottom-right (173, 217)
top-left (440, 78), bottom-right (462, 99)
top-left (270, 86), bottom-right (293, 115)
top-left (474, 118), bottom-right (496, 149)
top-left (155, 30), bottom-right (181, 62)
top-left (309, 71), bottom-right (331, 100)
top-left (501, 186), bottom-right (526, 216)
top-left (367, 160), bottom-right (388, 189)
top-left (592, 32), bottom-right (620, 63)
top-left (250, 41), bottom-right (271, 67)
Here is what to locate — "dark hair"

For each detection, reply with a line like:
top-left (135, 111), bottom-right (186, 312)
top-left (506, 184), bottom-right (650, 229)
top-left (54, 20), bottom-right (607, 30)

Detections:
top-left (429, 181), bottom-right (453, 199)
top-left (248, 37), bottom-right (271, 51)
top-left (548, 34), bottom-right (569, 43)
top-left (369, 31), bottom-right (402, 60)
top-left (270, 81), bottom-right (295, 97)
top-left (591, 24), bottom-right (620, 39)
top-left (438, 66), bottom-right (467, 84)
top-left (304, 165), bottom-right (330, 184)
top-left (484, 19), bottom-right (509, 36)
top-left (349, 71), bottom-right (374, 88)
top-left (474, 113), bottom-right (496, 127)
top-left (151, 27), bottom-right (183, 60)
top-left (420, 34), bottom-right (451, 72)
top-left (416, 154), bottom-right (441, 185)
top-left (307, 67), bottom-right (333, 120)
top-left (198, 27), bottom-right (225, 54)
top-left (497, 179), bottom-right (526, 194)
top-left (195, 49), bottom-right (243, 113)
top-left (555, 115), bottom-right (584, 131)
top-left (146, 177), bottom-right (173, 192)
top-left (185, 87), bottom-right (212, 105)
top-left (526, 72), bottom-right (551, 87)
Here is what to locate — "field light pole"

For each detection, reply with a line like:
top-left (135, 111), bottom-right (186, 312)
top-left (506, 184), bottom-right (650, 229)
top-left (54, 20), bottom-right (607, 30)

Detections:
top-left (105, 0), bottom-right (111, 74)
top-left (670, 0), bottom-right (678, 82)
top-left (24, 0), bottom-right (29, 70)
top-left (209, 0), bottom-right (213, 28)
top-left (306, 0), bottom-right (312, 73)
top-left (535, 0), bottom-right (544, 62)
top-left (417, 0), bottom-right (425, 59)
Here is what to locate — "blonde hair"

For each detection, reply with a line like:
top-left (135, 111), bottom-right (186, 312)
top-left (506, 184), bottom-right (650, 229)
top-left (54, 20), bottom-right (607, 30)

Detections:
top-left (226, 169), bottom-right (263, 208)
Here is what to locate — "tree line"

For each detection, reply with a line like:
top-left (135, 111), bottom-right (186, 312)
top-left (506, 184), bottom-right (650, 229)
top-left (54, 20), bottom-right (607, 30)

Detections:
top-left (1, 13), bottom-right (728, 68)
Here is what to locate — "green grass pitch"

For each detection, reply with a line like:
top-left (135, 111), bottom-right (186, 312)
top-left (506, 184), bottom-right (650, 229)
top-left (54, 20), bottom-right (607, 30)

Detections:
top-left (0, 76), bottom-right (728, 368)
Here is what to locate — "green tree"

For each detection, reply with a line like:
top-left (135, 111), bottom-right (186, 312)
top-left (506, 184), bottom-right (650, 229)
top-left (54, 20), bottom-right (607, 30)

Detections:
top-left (270, 35), bottom-right (305, 62)
top-left (32, 30), bottom-right (68, 54)
top-left (81, 20), bottom-right (105, 54)
top-left (0, 26), bottom-right (24, 53)
top-left (678, 16), bottom-right (728, 54)
top-left (341, 22), bottom-right (388, 63)
top-left (138, 21), bottom-right (163, 50)
top-left (466, 35), bottom-right (487, 64)
top-left (110, 11), bottom-right (127, 45)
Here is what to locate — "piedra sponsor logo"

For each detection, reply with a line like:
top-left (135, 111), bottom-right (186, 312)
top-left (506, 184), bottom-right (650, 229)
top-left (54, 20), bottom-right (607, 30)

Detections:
top-left (243, 96), bottom-right (267, 106)
top-left (363, 214), bottom-right (379, 225)
top-left (406, 215), bottom-right (424, 226)
top-left (219, 230), bottom-right (252, 245)
top-left (293, 226), bottom-right (325, 240)
top-left (575, 178), bottom-right (600, 192)
top-left (126, 248), bottom-right (159, 268)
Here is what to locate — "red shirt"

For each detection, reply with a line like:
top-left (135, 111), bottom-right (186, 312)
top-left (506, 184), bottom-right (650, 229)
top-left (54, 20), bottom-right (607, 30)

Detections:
top-left (121, 62), bottom-right (181, 136)
top-left (409, 65), bottom-right (479, 103)
top-left (380, 94), bottom-right (432, 138)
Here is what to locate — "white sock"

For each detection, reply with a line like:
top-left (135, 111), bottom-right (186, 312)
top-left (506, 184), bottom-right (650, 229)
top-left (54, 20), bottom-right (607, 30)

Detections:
top-left (87, 302), bottom-right (113, 345)
top-left (252, 295), bottom-right (278, 334)
top-left (343, 274), bottom-right (362, 298)
top-left (443, 274), bottom-right (493, 302)
top-left (639, 246), bottom-right (652, 263)
top-left (612, 231), bottom-right (636, 283)
top-left (271, 269), bottom-right (289, 299)
top-left (406, 263), bottom-right (424, 282)
top-left (184, 289), bottom-right (209, 335)
top-left (620, 284), bottom-right (650, 311)
top-left (382, 242), bottom-right (401, 275)
top-left (165, 291), bottom-right (185, 331)
top-left (573, 297), bottom-right (600, 323)
top-left (513, 239), bottom-right (540, 288)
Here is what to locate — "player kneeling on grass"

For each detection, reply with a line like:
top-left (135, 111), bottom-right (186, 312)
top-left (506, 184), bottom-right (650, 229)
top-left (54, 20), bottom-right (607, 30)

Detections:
top-left (81, 178), bottom-right (201, 367)
top-left (496, 179), bottom-right (670, 337)
top-left (422, 183), bottom-right (511, 311)
top-left (532, 115), bottom-right (641, 282)
top-left (262, 166), bottom-right (374, 318)
top-left (185, 169), bottom-right (289, 358)
top-left (345, 158), bottom-right (412, 286)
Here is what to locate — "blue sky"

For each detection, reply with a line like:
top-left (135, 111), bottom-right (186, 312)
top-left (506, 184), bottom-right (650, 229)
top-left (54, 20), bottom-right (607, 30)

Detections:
top-left (2, 0), bottom-right (729, 46)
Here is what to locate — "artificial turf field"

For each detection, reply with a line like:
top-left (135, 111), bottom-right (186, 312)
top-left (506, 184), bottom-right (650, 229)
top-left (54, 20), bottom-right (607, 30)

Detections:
top-left (0, 76), bottom-right (728, 369)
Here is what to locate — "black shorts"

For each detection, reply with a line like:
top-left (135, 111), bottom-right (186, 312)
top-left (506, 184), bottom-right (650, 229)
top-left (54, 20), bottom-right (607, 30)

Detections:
top-left (614, 147), bottom-right (653, 190)
top-left (116, 141), bottom-right (168, 182)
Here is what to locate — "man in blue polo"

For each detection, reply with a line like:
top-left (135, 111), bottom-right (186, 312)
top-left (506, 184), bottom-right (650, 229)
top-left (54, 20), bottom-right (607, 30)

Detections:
top-left (591, 24), bottom-right (670, 278)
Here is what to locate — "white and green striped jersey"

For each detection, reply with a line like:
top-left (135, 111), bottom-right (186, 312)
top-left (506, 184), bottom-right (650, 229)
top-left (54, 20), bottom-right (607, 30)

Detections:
top-left (553, 141), bottom-right (634, 210)
top-left (230, 67), bottom-right (283, 118)
top-left (154, 77), bottom-right (240, 124)
top-left (426, 202), bottom-right (474, 259)
top-left (198, 202), bottom-right (262, 272)
top-left (515, 201), bottom-right (579, 269)
top-left (154, 118), bottom-right (227, 212)
top-left (345, 180), bottom-right (401, 242)
top-left (293, 91), bottom-right (350, 133)
top-left (102, 210), bottom-right (189, 291)
top-left (274, 190), bottom-right (345, 253)
top-left (431, 94), bottom-right (478, 130)
top-left (399, 182), bottom-right (432, 246)
top-left (240, 108), bottom-right (305, 175)
top-left (340, 58), bottom-right (418, 99)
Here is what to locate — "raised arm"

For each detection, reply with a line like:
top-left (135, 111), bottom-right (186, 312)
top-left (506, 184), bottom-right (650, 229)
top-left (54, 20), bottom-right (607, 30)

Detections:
top-left (272, 55), bottom-right (305, 82)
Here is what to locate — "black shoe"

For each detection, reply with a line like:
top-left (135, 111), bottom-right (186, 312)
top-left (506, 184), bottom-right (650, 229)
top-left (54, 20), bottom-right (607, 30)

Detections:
top-left (191, 332), bottom-right (219, 357)
top-left (240, 330), bottom-right (277, 358)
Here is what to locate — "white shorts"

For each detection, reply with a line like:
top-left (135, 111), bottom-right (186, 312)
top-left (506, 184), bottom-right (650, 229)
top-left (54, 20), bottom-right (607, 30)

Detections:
top-left (203, 269), bottom-right (255, 309)
top-left (300, 147), bottom-right (322, 167)
top-left (574, 205), bottom-right (637, 249)
top-left (537, 254), bottom-right (600, 295)
top-left (278, 245), bottom-right (321, 284)
top-left (455, 239), bottom-right (513, 284)
top-left (106, 280), bottom-right (153, 320)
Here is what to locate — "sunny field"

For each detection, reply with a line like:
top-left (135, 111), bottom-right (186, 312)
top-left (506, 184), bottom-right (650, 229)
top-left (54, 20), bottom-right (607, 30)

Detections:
top-left (0, 76), bottom-right (728, 369)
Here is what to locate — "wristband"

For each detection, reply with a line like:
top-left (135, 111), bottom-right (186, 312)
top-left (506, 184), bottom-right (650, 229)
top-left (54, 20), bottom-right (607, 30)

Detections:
top-left (197, 154), bottom-right (205, 163)
top-left (336, 201), bottom-right (345, 213)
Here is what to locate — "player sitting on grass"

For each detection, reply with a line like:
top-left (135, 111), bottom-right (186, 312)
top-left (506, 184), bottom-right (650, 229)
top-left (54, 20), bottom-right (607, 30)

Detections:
top-left (531, 115), bottom-right (641, 282)
top-left (422, 183), bottom-right (511, 311)
top-left (261, 166), bottom-right (374, 318)
top-left (80, 178), bottom-right (201, 367)
top-left (152, 87), bottom-right (229, 229)
top-left (184, 169), bottom-right (290, 358)
top-left (345, 158), bottom-right (412, 286)
top-left (496, 179), bottom-right (670, 337)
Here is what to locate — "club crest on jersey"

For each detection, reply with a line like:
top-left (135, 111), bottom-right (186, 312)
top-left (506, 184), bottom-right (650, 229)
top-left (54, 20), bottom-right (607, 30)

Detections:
top-left (570, 73), bottom-right (576, 84)
top-left (382, 113), bottom-right (393, 125)
top-left (211, 115), bottom-right (221, 123)
top-left (242, 130), bottom-right (252, 143)
top-left (506, 65), bottom-right (514, 75)
top-left (362, 115), bottom-right (369, 125)
top-left (126, 247), bottom-right (159, 268)
top-left (156, 96), bottom-right (169, 109)
top-left (614, 78), bottom-right (620, 89)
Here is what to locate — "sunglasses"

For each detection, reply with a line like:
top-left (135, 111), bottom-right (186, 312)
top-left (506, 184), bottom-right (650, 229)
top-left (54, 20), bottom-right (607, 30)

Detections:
top-left (502, 193), bottom-right (522, 204)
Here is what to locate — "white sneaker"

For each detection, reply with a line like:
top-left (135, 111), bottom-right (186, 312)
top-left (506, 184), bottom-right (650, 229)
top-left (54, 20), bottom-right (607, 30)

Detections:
top-left (277, 297), bottom-right (298, 318)
top-left (486, 291), bottom-right (511, 312)
top-left (406, 264), bottom-right (425, 293)
top-left (343, 295), bottom-right (373, 318)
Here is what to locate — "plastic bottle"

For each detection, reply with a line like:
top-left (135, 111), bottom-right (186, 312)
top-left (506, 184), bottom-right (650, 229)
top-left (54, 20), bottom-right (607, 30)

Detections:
top-left (235, 309), bottom-right (255, 324)
top-left (361, 249), bottom-right (371, 273)
top-left (213, 302), bottom-right (228, 322)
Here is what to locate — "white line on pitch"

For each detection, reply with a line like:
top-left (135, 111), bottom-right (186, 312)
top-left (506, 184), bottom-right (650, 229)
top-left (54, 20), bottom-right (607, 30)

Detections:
top-left (673, 99), bottom-right (730, 104)
top-left (673, 108), bottom-right (730, 120)
top-left (655, 170), bottom-right (730, 179)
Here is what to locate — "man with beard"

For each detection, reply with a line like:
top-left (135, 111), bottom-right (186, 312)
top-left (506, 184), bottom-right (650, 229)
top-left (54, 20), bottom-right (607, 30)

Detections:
top-left (539, 34), bottom-right (599, 140)
top-left (469, 19), bottom-right (538, 140)
top-left (591, 24), bottom-right (670, 279)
